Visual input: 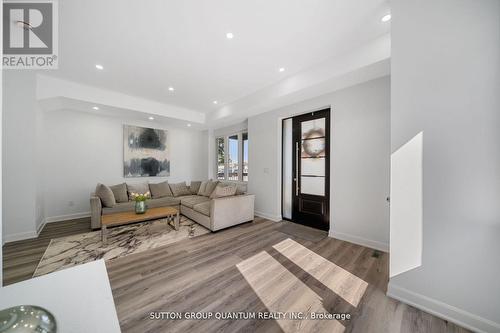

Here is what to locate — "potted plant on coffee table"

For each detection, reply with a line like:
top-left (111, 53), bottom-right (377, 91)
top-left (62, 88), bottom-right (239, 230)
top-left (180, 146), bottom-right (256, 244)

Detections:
top-left (131, 191), bottom-right (150, 214)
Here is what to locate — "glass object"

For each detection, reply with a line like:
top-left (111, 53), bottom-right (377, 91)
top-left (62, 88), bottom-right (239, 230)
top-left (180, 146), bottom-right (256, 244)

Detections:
top-left (216, 137), bottom-right (225, 180)
top-left (0, 305), bottom-right (57, 332)
top-left (242, 132), bottom-right (248, 181)
top-left (135, 201), bottom-right (146, 214)
top-left (300, 117), bottom-right (326, 196)
top-left (228, 134), bottom-right (239, 180)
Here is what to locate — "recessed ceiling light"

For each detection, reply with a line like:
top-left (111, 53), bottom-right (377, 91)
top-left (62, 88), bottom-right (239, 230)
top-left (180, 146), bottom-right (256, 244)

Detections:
top-left (213, 100), bottom-right (218, 105)
top-left (381, 14), bottom-right (391, 22)
top-left (148, 116), bottom-right (154, 120)
top-left (226, 32), bottom-right (234, 39)
top-left (92, 106), bottom-right (99, 110)
top-left (95, 64), bottom-right (104, 70)
top-left (279, 67), bottom-right (285, 72)
top-left (187, 123), bottom-right (192, 127)
top-left (168, 86), bottom-right (174, 92)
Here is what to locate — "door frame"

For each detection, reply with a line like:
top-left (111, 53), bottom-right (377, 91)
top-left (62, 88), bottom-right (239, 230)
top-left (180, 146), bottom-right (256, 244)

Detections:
top-left (281, 108), bottom-right (331, 230)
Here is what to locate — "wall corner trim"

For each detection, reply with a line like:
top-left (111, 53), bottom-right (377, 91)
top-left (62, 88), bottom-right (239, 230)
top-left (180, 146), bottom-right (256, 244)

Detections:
top-left (329, 230), bottom-right (389, 252)
top-left (387, 284), bottom-right (500, 333)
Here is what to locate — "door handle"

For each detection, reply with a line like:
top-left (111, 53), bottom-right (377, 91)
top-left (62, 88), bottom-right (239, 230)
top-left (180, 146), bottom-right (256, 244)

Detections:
top-left (295, 141), bottom-right (299, 196)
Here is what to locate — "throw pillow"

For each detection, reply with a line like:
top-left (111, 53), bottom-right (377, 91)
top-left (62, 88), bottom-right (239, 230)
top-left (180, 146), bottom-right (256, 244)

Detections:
top-left (95, 183), bottom-right (116, 207)
top-left (127, 182), bottom-right (150, 200)
top-left (210, 183), bottom-right (237, 199)
top-left (203, 180), bottom-right (219, 197)
top-left (219, 181), bottom-right (247, 195)
top-left (169, 182), bottom-right (191, 197)
top-left (198, 180), bottom-right (209, 196)
top-left (189, 181), bottom-right (202, 195)
top-left (149, 181), bottom-right (173, 198)
top-left (110, 183), bottom-right (128, 203)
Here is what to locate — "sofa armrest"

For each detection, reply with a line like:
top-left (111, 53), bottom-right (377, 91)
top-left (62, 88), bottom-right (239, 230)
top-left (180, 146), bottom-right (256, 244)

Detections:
top-left (210, 194), bottom-right (255, 231)
top-left (90, 195), bottom-right (102, 229)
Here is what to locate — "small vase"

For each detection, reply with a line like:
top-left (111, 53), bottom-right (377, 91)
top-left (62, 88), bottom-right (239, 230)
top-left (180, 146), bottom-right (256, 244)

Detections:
top-left (135, 201), bottom-right (147, 214)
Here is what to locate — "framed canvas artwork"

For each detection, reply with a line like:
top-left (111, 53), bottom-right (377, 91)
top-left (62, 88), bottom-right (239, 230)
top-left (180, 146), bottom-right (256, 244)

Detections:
top-left (123, 125), bottom-right (170, 177)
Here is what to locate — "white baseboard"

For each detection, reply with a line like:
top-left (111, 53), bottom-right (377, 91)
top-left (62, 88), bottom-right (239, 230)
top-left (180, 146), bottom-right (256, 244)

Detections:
top-left (387, 283), bottom-right (500, 333)
top-left (4, 212), bottom-right (91, 244)
top-left (44, 212), bottom-right (91, 223)
top-left (329, 230), bottom-right (389, 252)
top-left (254, 211), bottom-right (282, 222)
top-left (3, 230), bottom-right (39, 243)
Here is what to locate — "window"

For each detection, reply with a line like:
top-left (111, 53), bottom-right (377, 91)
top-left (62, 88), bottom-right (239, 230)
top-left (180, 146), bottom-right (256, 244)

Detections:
top-left (243, 133), bottom-right (248, 181)
top-left (216, 137), bottom-right (225, 180)
top-left (216, 131), bottom-right (248, 181)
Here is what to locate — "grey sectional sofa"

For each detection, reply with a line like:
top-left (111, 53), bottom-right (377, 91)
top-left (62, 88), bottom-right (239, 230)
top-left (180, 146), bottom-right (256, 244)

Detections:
top-left (90, 180), bottom-right (255, 232)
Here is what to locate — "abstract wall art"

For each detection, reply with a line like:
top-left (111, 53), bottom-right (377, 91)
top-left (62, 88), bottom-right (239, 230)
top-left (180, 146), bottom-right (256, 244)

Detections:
top-left (123, 125), bottom-right (170, 177)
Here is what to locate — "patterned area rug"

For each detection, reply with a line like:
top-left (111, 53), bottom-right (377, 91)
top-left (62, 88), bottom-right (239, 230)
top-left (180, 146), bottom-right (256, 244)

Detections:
top-left (33, 216), bottom-right (210, 277)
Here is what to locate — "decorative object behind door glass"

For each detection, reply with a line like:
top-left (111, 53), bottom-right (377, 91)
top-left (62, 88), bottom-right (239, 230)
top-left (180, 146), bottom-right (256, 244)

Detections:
top-left (300, 118), bottom-right (326, 196)
top-left (124, 125), bottom-right (169, 177)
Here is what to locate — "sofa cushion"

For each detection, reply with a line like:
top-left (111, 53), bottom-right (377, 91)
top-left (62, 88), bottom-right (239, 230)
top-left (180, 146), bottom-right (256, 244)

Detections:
top-left (127, 182), bottom-right (150, 200)
top-left (180, 195), bottom-right (210, 208)
top-left (149, 181), bottom-right (173, 198)
top-left (110, 183), bottom-right (128, 203)
top-left (193, 201), bottom-right (210, 216)
top-left (169, 182), bottom-right (191, 197)
top-left (96, 183), bottom-right (116, 207)
top-left (189, 181), bottom-right (202, 195)
top-left (102, 196), bottom-right (180, 215)
top-left (210, 183), bottom-right (237, 199)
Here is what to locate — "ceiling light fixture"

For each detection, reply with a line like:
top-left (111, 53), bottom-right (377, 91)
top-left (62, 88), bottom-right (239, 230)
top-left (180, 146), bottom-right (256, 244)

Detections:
top-left (279, 67), bottom-right (285, 72)
top-left (226, 32), bottom-right (234, 39)
top-left (148, 116), bottom-right (154, 120)
top-left (213, 100), bottom-right (218, 105)
top-left (92, 106), bottom-right (99, 110)
top-left (187, 123), bottom-right (192, 127)
top-left (95, 64), bottom-right (104, 70)
top-left (381, 14), bottom-right (391, 22)
top-left (168, 86), bottom-right (174, 92)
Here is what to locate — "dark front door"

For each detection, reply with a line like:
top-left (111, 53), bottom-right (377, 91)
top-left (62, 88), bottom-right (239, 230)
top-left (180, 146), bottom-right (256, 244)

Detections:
top-left (292, 109), bottom-right (330, 230)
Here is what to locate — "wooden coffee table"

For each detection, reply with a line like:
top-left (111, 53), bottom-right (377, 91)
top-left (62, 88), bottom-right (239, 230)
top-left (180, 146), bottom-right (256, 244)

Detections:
top-left (101, 206), bottom-right (179, 245)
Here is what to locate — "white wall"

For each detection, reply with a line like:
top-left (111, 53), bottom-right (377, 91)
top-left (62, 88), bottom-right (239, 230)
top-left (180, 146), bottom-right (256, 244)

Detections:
top-left (41, 109), bottom-right (208, 220)
top-left (2, 71), bottom-right (41, 242)
top-left (1, 0), bottom-right (3, 284)
top-left (388, 0), bottom-right (500, 332)
top-left (248, 76), bottom-right (391, 251)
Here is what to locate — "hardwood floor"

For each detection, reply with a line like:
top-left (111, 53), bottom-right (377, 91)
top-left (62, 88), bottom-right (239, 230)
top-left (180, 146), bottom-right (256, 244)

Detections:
top-left (2, 218), bottom-right (91, 285)
top-left (3, 217), bottom-right (469, 333)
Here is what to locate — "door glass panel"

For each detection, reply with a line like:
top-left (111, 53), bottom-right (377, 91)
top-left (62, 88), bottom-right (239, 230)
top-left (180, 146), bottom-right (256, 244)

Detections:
top-left (301, 118), bottom-right (325, 139)
top-left (228, 134), bottom-right (239, 180)
top-left (301, 176), bottom-right (325, 196)
top-left (282, 119), bottom-right (293, 219)
top-left (300, 117), bottom-right (326, 196)
top-left (301, 157), bottom-right (325, 176)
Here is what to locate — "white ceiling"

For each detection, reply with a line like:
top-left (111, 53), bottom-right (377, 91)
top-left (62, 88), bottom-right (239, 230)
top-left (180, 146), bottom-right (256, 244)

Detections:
top-left (49, 0), bottom-right (391, 114)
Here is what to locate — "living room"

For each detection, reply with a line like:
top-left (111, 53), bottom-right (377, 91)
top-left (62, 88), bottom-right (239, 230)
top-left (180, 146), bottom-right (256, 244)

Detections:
top-left (1, 1), bottom-right (499, 333)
